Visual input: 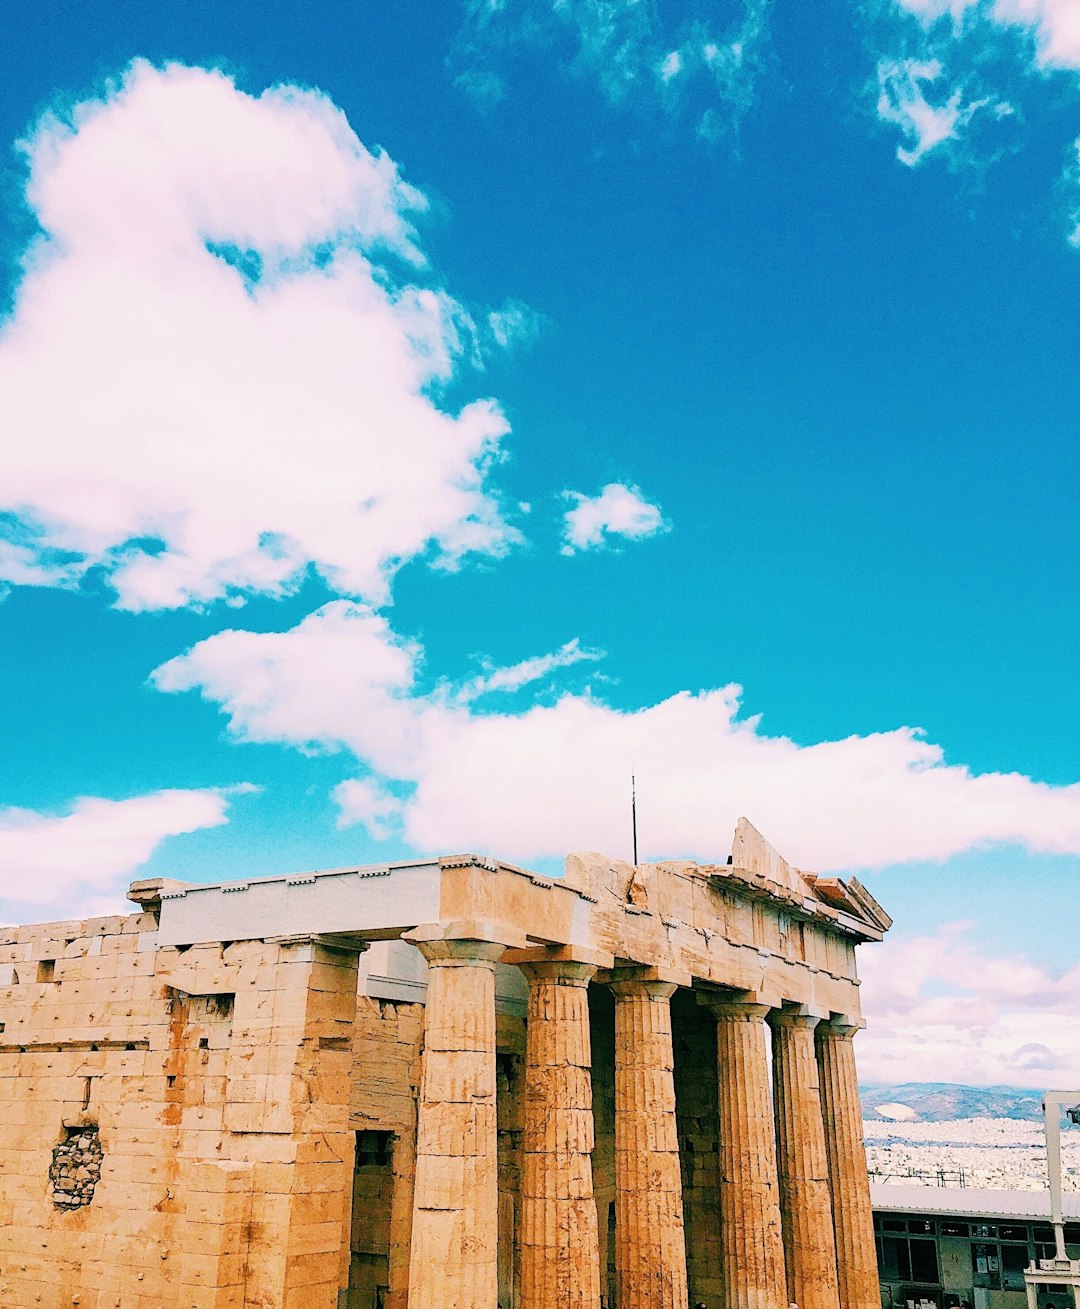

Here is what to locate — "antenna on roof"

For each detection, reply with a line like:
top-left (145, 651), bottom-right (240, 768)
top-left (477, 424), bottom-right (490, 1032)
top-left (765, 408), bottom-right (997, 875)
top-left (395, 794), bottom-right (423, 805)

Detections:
top-left (631, 774), bottom-right (638, 865)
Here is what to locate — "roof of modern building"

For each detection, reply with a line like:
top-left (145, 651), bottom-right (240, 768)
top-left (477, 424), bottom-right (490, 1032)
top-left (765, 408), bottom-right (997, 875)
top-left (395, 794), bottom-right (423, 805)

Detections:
top-left (871, 1184), bottom-right (1080, 1222)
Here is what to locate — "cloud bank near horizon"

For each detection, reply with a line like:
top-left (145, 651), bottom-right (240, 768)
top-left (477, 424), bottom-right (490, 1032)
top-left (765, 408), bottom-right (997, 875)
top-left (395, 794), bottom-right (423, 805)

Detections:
top-left (153, 600), bottom-right (1080, 873)
top-left (858, 921), bottom-right (1080, 1087)
top-left (0, 787), bottom-right (248, 923)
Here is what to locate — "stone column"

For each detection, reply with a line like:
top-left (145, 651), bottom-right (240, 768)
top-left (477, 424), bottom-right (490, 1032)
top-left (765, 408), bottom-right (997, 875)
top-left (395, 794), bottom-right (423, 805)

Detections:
top-left (770, 1008), bottom-right (841, 1309)
top-left (515, 952), bottom-right (603, 1309)
top-left (610, 977), bottom-right (689, 1309)
top-left (816, 1021), bottom-right (879, 1309)
top-left (706, 996), bottom-right (788, 1309)
top-left (407, 937), bottom-right (504, 1309)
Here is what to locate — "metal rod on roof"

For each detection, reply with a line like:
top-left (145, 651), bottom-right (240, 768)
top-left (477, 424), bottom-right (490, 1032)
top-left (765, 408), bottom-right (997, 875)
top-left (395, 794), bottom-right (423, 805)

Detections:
top-left (631, 774), bottom-right (638, 865)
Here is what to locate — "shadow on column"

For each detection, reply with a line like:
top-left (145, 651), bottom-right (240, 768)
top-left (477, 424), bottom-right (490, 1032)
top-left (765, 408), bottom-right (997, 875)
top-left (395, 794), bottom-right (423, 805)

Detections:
top-left (672, 989), bottom-right (723, 1309)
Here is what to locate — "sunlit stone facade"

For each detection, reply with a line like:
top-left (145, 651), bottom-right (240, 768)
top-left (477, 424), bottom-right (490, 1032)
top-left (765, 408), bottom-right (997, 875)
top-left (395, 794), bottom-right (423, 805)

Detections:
top-left (0, 819), bottom-right (888, 1309)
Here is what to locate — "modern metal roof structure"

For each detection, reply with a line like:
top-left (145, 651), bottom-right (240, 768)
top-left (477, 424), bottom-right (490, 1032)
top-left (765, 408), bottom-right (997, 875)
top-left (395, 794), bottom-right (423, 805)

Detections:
top-left (871, 1185), bottom-right (1080, 1222)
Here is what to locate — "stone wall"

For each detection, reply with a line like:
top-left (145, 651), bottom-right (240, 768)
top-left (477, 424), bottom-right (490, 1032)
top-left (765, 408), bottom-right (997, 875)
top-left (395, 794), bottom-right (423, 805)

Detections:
top-left (0, 834), bottom-right (887, 1309)
top-left (0, 914), bottom-right (361, 1309)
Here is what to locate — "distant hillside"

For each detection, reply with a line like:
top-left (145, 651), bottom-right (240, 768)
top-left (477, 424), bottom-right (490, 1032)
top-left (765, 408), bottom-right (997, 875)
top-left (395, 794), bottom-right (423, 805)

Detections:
top-left (859, 1083), bottom-right (1045, 1123)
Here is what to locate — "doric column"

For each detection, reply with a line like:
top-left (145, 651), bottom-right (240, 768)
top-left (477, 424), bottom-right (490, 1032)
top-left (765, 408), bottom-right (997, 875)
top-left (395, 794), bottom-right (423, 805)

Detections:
top-left (513, 949), bottom-right (604, 1309)
top-left (406, 936), bottom-right (504, 1309)
top-left (610, 976), bottom-right (689, 1309)
top-left (816, 1021), bottom-right (879, 1309)
top-left (705, 996), bottom-right (788, 1309)
top-left (770, 1008), bottom-right (841, 1309)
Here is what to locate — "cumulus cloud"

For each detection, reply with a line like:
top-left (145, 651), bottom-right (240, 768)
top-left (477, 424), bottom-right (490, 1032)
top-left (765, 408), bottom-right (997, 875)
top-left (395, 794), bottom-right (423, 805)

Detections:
top-left (152, 600), bottom-right (1080, 870)
top-left (0, 60), bottom-right (521, 611)
top-left (560, 482), bottom-right (668, 554)
top-left (995, 0), bottom-right (1080, 69)
top-left (453, 0), bottom-right (771, 136)
top-left (876, 57), bottom-right (997, 164)
top-left (858, 922), bottom-right (1080, 1086)
top-left (0, 787), bottom-right (247, 922)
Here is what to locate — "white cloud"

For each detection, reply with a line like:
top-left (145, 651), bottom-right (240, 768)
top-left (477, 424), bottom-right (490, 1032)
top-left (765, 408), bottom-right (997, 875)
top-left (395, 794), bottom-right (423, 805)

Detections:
top-left (894, 0), bottom-right (1080, 70)
top-left (994, 0), bottom-right (1080, 69)
top-left (660, 51), bottom-right (683, 83)
top-left (892, 0), bottom-right (980, 25)
top-left (485, 299), bottom-right (544, 352)
top-left (876, 57), bottom-right (991, 165)
top-left (560, 482), bottom-right (668, 554)
top-left (458, 637), bottom-right (605, 700)
top-left (1068, 138), bottom-right (1080, 244)
top-left (875, 0), bottom-right (1079, 215)
top-left (152, 601), bottom-right (1080, 871)
top-left (0, 787), bottom-right (246, 922)
top-left (0, 61), bottom-right (521, 611)
top-left (454, 0), bottom-right (771, 135)
top-left (0, 539), bottom-right (82, 593)
top-left (332, 777), bottom-right (402, 840)
top-left (858, 922), bottom-right (1080, 1086)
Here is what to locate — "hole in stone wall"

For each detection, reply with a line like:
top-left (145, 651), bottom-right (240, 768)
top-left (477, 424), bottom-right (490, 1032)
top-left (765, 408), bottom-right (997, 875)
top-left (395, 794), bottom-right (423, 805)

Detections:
top-left (198, 1037), bottom-right (209, 1050)
top-left (355, 1130), bottom-right (393, 1168)
top-left (49, 1125), bottom-right (103, 1210)
top-left (37, 960), bottom-right (56, 983)
top-left (204, 993), bottom-right (234, 1019)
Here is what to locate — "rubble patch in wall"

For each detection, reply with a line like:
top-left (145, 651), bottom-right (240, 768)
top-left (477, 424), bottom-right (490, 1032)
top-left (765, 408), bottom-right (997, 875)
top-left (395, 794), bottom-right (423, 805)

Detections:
top-left (49, 1125), bottom-right (103, 1209)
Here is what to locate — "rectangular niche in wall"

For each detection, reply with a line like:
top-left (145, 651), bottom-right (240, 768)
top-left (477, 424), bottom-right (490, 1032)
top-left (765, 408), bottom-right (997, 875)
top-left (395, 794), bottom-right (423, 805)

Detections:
top-left (49, 1124), bottom-right (103, 1210)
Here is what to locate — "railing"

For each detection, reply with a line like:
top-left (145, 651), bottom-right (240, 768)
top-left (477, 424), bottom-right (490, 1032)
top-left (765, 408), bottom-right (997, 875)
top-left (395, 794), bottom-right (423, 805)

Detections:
top-left (868, 1165), bottom-right (968, 1187)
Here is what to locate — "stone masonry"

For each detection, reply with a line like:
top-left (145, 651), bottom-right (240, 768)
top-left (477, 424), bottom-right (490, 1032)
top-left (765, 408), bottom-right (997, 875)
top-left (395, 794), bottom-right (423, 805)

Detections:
top-left (0, 819), bottom-right (889, 1308)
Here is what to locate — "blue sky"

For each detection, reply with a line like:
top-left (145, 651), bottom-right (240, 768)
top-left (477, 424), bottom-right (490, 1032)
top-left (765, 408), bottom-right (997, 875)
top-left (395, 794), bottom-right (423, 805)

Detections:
top-left (1, 0), bottom-right (1078, 1084)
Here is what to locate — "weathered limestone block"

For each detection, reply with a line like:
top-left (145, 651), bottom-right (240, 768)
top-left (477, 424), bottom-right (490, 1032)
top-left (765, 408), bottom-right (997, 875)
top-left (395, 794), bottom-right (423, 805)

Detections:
top-left (769, 1008), bottom-right (841, 1309)
top-left (610, 977), bottom-right (688, 1309)
top-left (816, 1022), bottom-right (879, 1309)
top-left (222, 938), bottom-right (364, 1309)
top-left (706, 997), bottom-right (788, 1309)
top-left (517, 955), bottom-right (602, 1309)
top-left (407, 938), bottom-right (503, 1309)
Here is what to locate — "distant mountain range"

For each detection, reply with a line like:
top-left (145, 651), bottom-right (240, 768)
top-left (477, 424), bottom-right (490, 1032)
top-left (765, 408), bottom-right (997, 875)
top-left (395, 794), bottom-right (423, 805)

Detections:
top-left (859, 1083), bottom-right (1046, 1122)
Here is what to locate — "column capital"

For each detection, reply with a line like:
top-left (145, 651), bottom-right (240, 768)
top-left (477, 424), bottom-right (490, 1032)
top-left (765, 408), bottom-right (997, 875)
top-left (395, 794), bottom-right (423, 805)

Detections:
top-left (403, 919), bottom-right (525, 962)
top-left (697, 988), bottom-right (779, 1022)
top-left (767, 1003), bottom-right (825, 1030)
top-left (607, 976), bottom-right (678, 1001)
top-left (264, 932), bottom-right (370, 956)
top-left (404, 933), bottom-right (507, 967)
top-left (599, 963), bottom-right (692, 994)
top-left (817, 1015), bottom-right (865, 1039)
top-left (505, 943), bottom-right (613, 985)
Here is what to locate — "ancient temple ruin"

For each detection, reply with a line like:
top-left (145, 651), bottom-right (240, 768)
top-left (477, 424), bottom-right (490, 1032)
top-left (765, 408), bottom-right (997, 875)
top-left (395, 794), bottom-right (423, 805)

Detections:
top-left (0, 819), bottom-right (890, 1309)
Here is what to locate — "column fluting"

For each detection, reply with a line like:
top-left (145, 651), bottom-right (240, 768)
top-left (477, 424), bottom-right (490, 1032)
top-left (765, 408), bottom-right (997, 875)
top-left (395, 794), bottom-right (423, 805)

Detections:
top-left (707, 997), bottom-right (788, 1309)
top-left (816, 1021), bottom-right (879, 1309)
top-left (518, 957), bottom-right (602, 1309)
top-left (610, 977), bottom-right (689, 1309)
top-left (770, 1008), bottom-right (842, 1309)
top-left (407, 938), bottom-right (504, 1309)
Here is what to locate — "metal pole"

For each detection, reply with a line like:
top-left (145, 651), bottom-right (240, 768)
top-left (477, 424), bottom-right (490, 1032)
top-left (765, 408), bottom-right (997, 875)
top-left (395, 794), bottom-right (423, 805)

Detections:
top-left (631, 774), bottom-right (638, 865)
